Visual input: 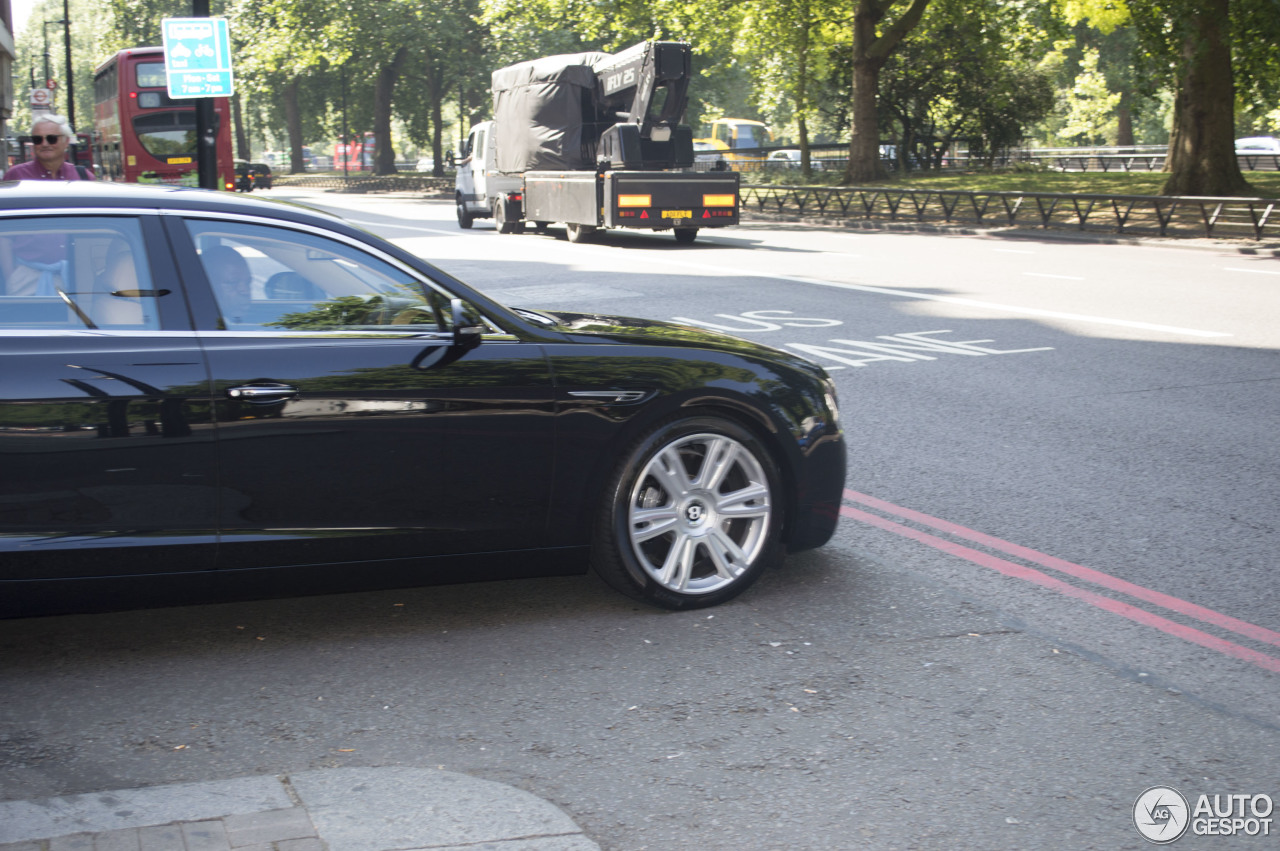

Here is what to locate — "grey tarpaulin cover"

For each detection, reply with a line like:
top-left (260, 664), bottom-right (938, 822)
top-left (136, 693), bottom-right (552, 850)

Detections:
top-left (491, 51), bottom-right (611, 174)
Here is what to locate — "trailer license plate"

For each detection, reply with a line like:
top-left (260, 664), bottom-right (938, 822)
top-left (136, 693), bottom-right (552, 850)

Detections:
top-left (662, 210), bottom-right (692, 219)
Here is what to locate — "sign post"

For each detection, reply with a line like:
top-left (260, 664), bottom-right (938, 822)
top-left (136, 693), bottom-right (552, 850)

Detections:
top-left (161, 15), bottom-right (233, 190)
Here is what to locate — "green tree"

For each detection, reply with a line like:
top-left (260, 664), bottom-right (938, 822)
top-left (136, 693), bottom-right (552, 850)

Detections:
top-left (875, 0), bottom-right (1055, 168)
top-left (392, 0), bottom-right (488, 176)
top-left (1058, 47), bottom-right (1120, 145)
top-left (1120, 0), bottom-right (1280, 195)
top-left (15, 0), bottom-right (121, 134)
top-left (234, 0), bottom-right (336, 173)
top-left (737, 0), bottom-right (836, 174)
top-left (840, 0), bottom-right (932, 183)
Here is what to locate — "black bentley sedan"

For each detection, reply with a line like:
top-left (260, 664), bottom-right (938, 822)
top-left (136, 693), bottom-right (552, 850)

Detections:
top-left (0, 181), bottom-right (844, 616)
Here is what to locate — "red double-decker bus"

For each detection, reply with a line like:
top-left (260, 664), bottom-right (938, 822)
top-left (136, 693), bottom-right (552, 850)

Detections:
top-left (333, 132), bottom-right (375, 171)
top-left (93, 46), bottom-right (234, 189)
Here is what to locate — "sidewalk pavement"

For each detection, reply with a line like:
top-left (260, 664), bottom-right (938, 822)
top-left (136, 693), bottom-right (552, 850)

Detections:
top-left (0, 767), bottom-right (601, 851)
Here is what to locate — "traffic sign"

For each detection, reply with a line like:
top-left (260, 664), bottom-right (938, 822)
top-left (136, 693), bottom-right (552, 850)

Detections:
top-left (161, 17), bottom-right (234, 98)
top-left (30, 87), bottom-right (51, 110)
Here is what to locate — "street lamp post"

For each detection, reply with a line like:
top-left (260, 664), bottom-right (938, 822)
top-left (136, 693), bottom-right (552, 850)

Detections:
top-left (42, 19), bottom-right (65, 109)
top-left (62, 0), bottom-right (75, 131)
top-left (40, 15), bottom-right (73, 130)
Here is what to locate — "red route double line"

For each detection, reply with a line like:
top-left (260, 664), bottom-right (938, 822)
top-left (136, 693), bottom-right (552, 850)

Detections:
top-left (840, 489), bottom-right (1280, 674)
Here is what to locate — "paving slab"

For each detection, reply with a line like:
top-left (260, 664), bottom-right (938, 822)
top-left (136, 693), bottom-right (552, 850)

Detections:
top-left (0, 768), bottom-right (600, 851)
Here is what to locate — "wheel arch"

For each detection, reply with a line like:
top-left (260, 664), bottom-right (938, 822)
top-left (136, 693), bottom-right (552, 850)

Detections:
top-left (575, 392), bottom-right (803, 552)
top-left (676, 395), bottom-right (804, 549)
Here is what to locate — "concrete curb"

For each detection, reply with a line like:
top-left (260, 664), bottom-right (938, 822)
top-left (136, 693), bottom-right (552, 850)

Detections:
top-left (0, 767), bottom-right (601, 851)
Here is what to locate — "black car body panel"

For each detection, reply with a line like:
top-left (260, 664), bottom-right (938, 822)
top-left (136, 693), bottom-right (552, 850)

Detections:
top-left (0, 182), bottom-right (844, 616)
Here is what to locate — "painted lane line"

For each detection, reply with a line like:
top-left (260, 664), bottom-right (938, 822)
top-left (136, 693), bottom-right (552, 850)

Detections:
top-left (838, 503), bottom-right (1280, 674)
top-left (1023, 272), bottom-right (1085, 281)
top-left (347, 218), bottom-right (459, 236)
top-left (844, 489), bottom-right (1280, 648)
top-left (1224, 267), bottom-right (1280, 276)
top-left (615, 255), bottom-right (1233, 338)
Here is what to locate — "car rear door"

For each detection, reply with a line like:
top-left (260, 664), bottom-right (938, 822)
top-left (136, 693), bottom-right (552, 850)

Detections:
top-left (0, 211), bottom-right (218, 602)
top-left (166, 212), bottom-right (557, 576)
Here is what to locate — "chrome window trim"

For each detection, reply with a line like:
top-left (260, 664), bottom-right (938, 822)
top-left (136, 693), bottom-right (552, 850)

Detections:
top-left (0, 207), bottom-right (159, 219)
top-left (0, 327), bottom-right (522, 341)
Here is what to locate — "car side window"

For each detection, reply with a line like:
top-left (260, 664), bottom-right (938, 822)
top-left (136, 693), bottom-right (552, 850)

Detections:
top-left (0, 216), bottom-right (161, 331)
top-left (184, 219), bottom-right (454, 332)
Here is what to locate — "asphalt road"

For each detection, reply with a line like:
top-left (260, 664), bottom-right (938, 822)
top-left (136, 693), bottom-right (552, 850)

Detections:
top-left (1, 189), bottom-right (1277, 850)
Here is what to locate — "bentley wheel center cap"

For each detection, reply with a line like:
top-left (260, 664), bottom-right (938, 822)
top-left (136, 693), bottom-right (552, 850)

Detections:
top-left (683, 498), bottom-right (712, 531)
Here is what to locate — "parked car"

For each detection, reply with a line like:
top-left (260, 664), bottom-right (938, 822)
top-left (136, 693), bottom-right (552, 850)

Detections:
top-left (693, 140), bottom-right (727, 170)
top-left (1235, 136), bottom-right (1280, 154)
top-left (415, 156), bottom-right (435, 172)
top-left (0, 182), bottom-right (845, 617)
top-left (766, 149), bottom-right (824, 170)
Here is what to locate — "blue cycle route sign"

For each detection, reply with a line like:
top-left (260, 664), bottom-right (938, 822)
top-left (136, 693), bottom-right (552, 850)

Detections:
top-left (161, 18), bottom-right (234, 98)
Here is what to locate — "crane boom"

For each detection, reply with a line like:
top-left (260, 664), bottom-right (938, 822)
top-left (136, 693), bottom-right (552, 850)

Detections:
top-left (592, 41), bottom-right (694, 170)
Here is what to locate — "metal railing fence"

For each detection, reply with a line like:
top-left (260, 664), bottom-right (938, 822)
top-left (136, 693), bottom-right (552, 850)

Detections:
top-left (269, 173), bottom-right (1279, 239)
top-left (740, 185), bottom-right (1280, 240)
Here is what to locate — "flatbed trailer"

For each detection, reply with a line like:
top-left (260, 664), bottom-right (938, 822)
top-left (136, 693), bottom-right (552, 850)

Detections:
top-left (456, 41), bottom-right (740, 245)
top-left (521, 169), bottom-right (739, 243)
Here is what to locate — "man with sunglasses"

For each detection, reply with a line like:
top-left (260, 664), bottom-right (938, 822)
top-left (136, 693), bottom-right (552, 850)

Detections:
top-left (0, 115), bottom-right (95, 296)
top-left (5, 115), bottom-right (94, 181)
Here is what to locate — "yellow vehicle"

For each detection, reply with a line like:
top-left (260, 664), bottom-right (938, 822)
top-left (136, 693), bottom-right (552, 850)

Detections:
top-left (693, 118), bottom-right (772, 168)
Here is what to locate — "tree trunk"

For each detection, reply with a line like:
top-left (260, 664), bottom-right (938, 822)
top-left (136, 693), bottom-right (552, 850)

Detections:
top-left (1161, 0), bottom-right (1250, 196)
top-left (283, 77), bottom-right (305, 175)
top-left (844, 63), bottom-right (884, 183)
top-left (232, 92), bottom-right (250, 161)
top-left (841, 0), bottom-right (932, 185)
top-left (373, 47), bottom-right (409, 175)
top-left (796, 0), bottom-right (812, 176)
top-left (429, 68), bottom-right (445, 177)
top-left (1115, 93), bottom-right (1134, 148)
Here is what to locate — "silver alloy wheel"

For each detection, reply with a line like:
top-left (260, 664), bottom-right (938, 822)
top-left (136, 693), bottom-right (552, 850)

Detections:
top-left (625, 432), bottom-right (773, 595)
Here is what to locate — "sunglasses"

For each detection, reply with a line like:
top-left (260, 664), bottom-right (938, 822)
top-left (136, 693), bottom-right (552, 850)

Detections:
top-left (29, 135), bottom-right (63, 145)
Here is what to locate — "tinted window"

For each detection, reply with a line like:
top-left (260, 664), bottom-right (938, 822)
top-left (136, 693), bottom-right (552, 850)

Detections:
top-left (0, 216), bottom-right (163, 330)
top-left (185, 219), bottom-right (457, 332)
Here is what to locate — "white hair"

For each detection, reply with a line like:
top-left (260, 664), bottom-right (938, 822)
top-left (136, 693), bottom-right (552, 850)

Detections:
top-left (32, 114), bottom-right (74, 137)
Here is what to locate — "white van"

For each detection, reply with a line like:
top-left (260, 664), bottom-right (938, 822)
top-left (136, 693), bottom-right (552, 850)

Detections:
top-left (454, 122), bottom-right (521, 229)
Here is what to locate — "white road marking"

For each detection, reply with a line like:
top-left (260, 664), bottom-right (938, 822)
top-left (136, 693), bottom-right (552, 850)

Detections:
top-left (623, 256), bottom-right (1233, 338)
top-left (347, 218), bottom-right (457, 236)
top-left (1224, 266), bottom-right (1280, 276)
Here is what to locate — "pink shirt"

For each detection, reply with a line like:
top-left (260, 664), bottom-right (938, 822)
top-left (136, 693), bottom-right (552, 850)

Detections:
top-left (5, 160), bottom-right (95, 180)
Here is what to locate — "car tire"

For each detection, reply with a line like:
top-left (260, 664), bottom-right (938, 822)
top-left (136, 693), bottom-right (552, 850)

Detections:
top-left (674, 228), bottom-right (698, 244)
top-left (456, 194), bottom-right (473, 229)
top-left (566, 223), bottom-right (596, 243)
top-left (494, 200), bottom-right (524, 234)
top-left (592, 414), bottom-right (782, 609)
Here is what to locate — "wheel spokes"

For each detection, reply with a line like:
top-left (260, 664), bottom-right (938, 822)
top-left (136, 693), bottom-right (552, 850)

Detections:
top-left (627, 431), bottom-right (773, 596)
top-left (714, 482), bottom-right (771, 519)
top-left (631, 505), bottom-right (680, 542)
top-left (657, 533), bottom-right (699, 590)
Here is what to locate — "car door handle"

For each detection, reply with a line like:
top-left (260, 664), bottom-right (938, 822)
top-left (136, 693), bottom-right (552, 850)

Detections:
top-left (226, 383), bottom-right (299, 402)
